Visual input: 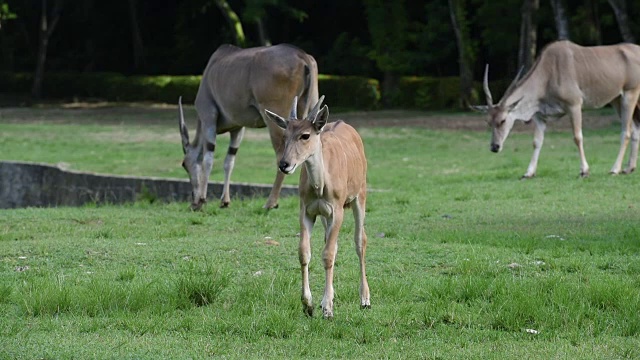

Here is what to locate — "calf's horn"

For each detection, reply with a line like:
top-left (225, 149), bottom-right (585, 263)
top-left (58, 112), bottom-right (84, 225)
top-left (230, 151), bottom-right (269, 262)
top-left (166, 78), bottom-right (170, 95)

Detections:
top-left (308, 95), bottom-right (325, 122)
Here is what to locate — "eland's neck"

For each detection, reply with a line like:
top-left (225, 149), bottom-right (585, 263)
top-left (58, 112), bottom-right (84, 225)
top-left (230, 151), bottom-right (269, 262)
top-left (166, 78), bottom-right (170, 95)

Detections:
top-left (505, 77), bottom-right (543, 122)
top-left (303, 145), bottom-right (325, 197)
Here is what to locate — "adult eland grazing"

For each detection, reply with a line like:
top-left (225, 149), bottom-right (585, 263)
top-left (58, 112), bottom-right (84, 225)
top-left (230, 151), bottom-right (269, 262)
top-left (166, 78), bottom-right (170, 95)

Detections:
top-left (472, 40), bottom-right (640, 178)
top-left (178, 44), bottom-right (318, 210)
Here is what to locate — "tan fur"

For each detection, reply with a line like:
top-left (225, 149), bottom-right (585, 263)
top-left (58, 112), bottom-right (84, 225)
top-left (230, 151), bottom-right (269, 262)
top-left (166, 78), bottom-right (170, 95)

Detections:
top-left (179, 44), bottom-right (319, 210)
top-left (265, 98), bottom-right (370, 319)
top-left (474, 40), bottom-right (640, 178)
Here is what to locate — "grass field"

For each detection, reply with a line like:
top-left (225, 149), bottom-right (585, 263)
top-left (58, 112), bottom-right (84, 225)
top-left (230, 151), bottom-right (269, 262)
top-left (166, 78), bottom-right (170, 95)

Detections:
top-left (1, 104), bottom-right (640, 358)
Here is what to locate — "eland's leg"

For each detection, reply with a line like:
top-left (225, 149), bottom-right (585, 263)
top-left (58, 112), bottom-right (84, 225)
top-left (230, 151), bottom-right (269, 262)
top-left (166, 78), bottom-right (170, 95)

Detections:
top-left (611, 91), bottom-right (640, 174)
top-left (264, 122), bottom-right (286, 209)
top-left (623, 104), bottom-right (640, 174)
top-left (193, 100), bottom-right (219, 211)
top-left (220, 127), bottom-right (245, 207)
top-left (523, 117), bottom-right (546, 179)
top-left (321, 208), bottom-right (344, 319)
top-left (352, 193), bottom-right (370, 309)
top-left (264, 172), bottom-right (285, 210)
top-left (568, 105), bottom-right (589, 177)
top-left (299, 210), bottom-right (315, 316)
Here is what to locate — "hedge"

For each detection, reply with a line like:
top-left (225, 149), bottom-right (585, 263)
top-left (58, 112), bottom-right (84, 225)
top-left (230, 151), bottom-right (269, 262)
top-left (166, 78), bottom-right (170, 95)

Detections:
top-left (0, 72), bottom-right (510, 111)
top-left (0, 72), bottom-right (380, 110)
top-left (384, 76), bottom-right (463, 109)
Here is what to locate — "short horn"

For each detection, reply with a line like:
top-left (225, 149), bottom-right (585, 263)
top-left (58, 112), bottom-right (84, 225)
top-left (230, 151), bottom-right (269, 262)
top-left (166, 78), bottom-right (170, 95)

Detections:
top-left (483, 64), bottom-right (493, 106)
top-left (178, 96), bottom-right (190, 153)
top-left (289, 96), bottom-right (298, 120)
top-left (308, 95), bottom-right (325, 122)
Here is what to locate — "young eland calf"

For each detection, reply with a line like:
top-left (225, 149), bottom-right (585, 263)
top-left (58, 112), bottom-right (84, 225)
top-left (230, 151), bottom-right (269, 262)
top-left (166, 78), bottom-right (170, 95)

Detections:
top-left (265, 96), bottom-right (370, 319)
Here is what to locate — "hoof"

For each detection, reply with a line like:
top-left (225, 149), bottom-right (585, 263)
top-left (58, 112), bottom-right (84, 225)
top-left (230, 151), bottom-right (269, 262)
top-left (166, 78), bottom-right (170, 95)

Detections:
top-left (322, 311), bottom-right (334, 320)
top-left (580, 172), bottom-right (589, 178)
top-left (303, 304), bottom-right (313, 317)
top-left (622, 168), bottom-right (635, 175)
top-left (361, 304), bottom-right (371, 310)
top-left (190, 203), bottom-right (204, 212)
top-left (520, 174), bottom-right (535, 180)
top-left (263, 203), bottom-right (279, 210)
top-left (219, 201), bottom-right (230, 208)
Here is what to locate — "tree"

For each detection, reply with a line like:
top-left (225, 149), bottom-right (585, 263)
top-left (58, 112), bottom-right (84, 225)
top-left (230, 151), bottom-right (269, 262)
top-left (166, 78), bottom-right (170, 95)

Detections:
top-left (31, 0), bottom-right (64, 100)
top-left (550, 0), bottom-right (570, 40)
top-left (127, 0), bottom-right (145, 71)
top-left (607, 0), bottom-right (635, 43)
top-left (242, 0), bottom-right (308, 46)
top-left (448, 0), bottom-right (475, 108)
top-left (364, 0), bottom-right (412, 107)
top-left (214, 0), bottom-right (246, 47)
top-left (518, 0), bottom-right (539, 72)
top-left (0, 1), bottom-right (16, 30)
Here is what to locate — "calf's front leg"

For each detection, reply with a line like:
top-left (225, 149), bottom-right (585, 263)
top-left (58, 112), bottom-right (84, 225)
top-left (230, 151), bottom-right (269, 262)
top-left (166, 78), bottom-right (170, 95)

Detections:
top-left (299, 211), bottom-right (315, 316)
top-left (321, 208), bottom-right (344, 319)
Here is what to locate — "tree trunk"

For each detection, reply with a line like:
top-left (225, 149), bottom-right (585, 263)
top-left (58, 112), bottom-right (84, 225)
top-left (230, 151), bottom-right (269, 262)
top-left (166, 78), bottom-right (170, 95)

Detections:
top-left (128, 0), bottom-right (145, 71)
top-left (256, 18), bottom-right (271, 46)
top-left (448, 0), bottom-right (474, 108)
top-left (607, 0), bottom-right (636, 43)
top-left (588, 0), bottom-right (602, 45)
top-left (550, 0), bottom-right (570, 40)
top-left (31, 0), bottom-right (63, 100)
top-left (518, 0), bottom-right (539, 73)
top-left (214, 0), bottom-right (246, 47)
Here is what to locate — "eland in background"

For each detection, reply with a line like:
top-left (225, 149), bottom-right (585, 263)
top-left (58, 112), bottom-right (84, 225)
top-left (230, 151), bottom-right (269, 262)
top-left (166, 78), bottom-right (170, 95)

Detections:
top-left (472, 40), bottom-right (640, 178)
top-left (179, 44), bottom-right (318, 210)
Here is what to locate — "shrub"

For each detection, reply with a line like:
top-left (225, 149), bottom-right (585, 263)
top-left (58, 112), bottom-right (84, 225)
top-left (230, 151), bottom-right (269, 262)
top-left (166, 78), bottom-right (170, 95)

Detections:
top-left (318, 74), bottom-right (380, 110)
top-left (0, 72), bottom-right (381, 110)
top-left (387, 76), bottom-right (476, 110)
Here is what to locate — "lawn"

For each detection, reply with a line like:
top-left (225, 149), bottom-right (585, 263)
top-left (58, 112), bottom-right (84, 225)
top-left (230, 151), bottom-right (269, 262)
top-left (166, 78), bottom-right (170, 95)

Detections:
top-left (1, 104), bottom-right (639, 359)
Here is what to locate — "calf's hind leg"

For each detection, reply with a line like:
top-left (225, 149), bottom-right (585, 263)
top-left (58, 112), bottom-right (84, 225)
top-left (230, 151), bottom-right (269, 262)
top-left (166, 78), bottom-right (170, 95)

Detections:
top-left (352, 194), bottom-right (370, 309)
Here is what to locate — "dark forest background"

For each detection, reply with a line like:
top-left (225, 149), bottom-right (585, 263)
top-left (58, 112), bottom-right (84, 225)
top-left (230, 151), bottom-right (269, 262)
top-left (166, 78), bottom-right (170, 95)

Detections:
top-left (0, 0), bottom-right (638, 105)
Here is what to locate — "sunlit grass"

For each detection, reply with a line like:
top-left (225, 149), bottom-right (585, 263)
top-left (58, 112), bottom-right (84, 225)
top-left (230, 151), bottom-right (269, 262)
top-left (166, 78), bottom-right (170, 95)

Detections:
top-left (1, 105), bottom-right (639, 358)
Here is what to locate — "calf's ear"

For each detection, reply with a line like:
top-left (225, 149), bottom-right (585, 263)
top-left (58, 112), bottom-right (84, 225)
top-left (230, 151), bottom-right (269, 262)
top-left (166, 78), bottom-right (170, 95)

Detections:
top-left (312, 105), bottom-right (329, 132)
top-left (264, 109), bottom-right (288, 130)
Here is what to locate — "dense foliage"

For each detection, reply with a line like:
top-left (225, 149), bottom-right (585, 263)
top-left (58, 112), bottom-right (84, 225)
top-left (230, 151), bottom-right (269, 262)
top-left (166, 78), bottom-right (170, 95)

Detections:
top-left (2, 1), bottom-right (639, 78)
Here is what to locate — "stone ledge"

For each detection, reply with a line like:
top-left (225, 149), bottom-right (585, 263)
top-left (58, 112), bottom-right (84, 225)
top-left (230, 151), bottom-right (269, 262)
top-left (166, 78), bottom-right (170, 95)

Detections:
top-left (0, 161), bottom-right (297, 209)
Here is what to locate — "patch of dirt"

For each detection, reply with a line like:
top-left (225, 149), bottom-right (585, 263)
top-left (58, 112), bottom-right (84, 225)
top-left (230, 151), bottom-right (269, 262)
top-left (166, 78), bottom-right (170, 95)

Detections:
top-left (336, 109), bottom-right (619, 132)
top-left (0, 100), bottom-right (620, 132)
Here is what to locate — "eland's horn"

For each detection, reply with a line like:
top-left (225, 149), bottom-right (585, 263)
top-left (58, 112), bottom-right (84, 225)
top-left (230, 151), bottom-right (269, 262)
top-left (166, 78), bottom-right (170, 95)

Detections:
top-left (289, 96), bottom-right (299, 120)
top-left (483, 64), bottom-right (493, 106)
top-left (502, 66), bottom-right (526, 100)
top-left (178, 96), bottom-right (190, 153)
top-left (308, 95), bottom-right (325, 122)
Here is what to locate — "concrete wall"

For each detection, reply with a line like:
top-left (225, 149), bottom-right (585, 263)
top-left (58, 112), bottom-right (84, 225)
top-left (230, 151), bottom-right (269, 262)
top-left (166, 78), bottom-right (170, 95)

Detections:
top-left (0, 161), bottom-right (297, 209)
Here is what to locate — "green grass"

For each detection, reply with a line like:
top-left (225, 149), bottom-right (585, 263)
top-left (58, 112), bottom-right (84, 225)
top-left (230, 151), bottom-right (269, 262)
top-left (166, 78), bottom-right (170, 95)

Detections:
top-left (1, 105), bottom-right (640, 358)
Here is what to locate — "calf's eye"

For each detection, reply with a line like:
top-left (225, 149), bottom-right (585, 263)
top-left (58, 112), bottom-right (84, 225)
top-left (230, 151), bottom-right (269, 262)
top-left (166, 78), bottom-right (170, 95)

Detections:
top-left (300, 134), bottom-right (310, 140)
